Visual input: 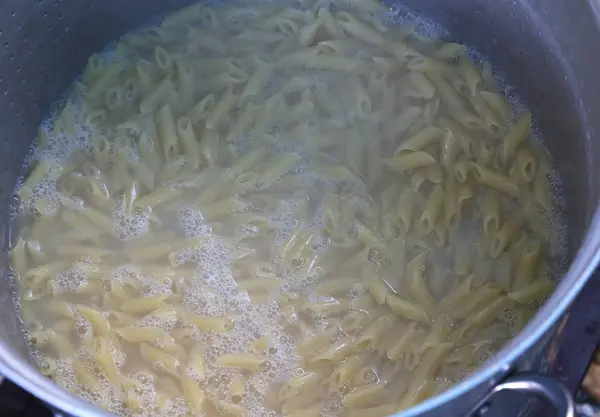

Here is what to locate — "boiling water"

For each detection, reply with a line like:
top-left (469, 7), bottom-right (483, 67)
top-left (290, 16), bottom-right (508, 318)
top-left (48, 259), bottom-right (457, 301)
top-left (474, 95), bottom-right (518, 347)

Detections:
top-left (11, 1), bottom-right (567, 416)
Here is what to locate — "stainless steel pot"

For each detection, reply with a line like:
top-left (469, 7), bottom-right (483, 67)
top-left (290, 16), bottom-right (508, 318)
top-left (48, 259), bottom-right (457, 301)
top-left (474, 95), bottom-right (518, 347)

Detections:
top-left (0, 0), bottom-right (600, 416)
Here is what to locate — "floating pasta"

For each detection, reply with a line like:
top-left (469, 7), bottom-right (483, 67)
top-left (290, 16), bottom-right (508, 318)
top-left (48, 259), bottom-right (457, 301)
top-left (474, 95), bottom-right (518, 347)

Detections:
top-left (14, 2), bottom-right (563, 417)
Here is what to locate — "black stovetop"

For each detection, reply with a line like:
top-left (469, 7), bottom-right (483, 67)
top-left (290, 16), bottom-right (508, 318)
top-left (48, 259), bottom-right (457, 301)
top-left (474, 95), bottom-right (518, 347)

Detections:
top-left (0, 378), bottom-right (52, 417)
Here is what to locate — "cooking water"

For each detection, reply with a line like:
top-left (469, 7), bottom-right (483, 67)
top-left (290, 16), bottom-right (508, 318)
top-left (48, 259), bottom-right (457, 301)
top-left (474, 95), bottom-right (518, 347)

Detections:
top-left (10, 1), bottom-right (567, 416)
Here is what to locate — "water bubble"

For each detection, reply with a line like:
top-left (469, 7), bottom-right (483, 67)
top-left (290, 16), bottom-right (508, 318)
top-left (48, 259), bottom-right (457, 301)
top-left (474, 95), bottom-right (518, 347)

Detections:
top-left (259, 361), bottom-right (272, 372)
top-left (209, 376), bottom-right (221, 388)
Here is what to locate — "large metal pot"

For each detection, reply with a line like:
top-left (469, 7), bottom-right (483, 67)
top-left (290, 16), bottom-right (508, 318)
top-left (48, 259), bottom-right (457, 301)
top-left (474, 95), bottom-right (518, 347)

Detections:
top-left (1, 0), bottom-right (600, 416)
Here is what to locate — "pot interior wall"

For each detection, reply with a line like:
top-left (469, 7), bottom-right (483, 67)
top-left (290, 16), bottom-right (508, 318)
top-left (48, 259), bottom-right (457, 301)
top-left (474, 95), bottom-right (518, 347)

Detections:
top-left (0, 0), bottom-right (596, 378)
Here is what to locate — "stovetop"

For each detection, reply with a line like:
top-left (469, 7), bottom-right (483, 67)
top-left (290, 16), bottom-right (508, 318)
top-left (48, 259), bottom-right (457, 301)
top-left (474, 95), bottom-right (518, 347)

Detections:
top-left (0, 378), bottom-right (53, 417)
top-left (0, 373), bottom-right (598, 417)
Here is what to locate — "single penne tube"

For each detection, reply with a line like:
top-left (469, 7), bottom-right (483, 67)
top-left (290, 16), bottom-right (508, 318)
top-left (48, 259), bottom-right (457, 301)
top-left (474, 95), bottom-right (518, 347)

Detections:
top-left (121, 295), bottom-right (168, 314)
top-left (199, 128), bottom-right (219, 166)
top-left (25, 240), bottom-right (45, 264)
top-left (387, 323), bottom-right (422, 361)
top-left (134, 186), bottom-right (181, 209)
top-left (443, 177), bottom-right (460, 228)
top-left (482, 192), bottom-right (500, 236)
top-left (179, 310), bottom-right (233, 333)
top-left (208, 398), bottom-right (245, 417)
top-left (396, 189), bottom-right (415, 236)
top-left (481, 91), bottom-right (512, 124)
top-left (514, 148), bottom-right (537, 183)
top-left (508, 279), bottom-right (555, 304)
top-left (126, 242), bottom-right (172, 263)
top-left (279, 370), bottom-right (325, 401)
top-left (303, 298), bottom-right (350, 317)
top-left (137, 132), bottom-right (163, 171)
top-left (437, 274), bottom-right (475, 313)
top-left (394, 126), bottom-right (445, 154)
top-left (466, 294), bottom-right (513, 327)
top-left (427, 72), bottom-right (466, 110)
top-left (22, 260), bottom-right (69, 289)
top-left (440, 130), bottom-right (459, 172)
top-left (72, 359), bottom-right (101, 391)
top-left (416, 184), bottom-right (444, 236)
top-left (87, 63), bottom-right (123, 97)
top-left (342, 383), bottom-right (387, 408)
top-left (134, 58), bottom-right (154, 90)
top-left (188, 93), bottom-right (216, 125)
top-left (503, 112), bottom-right (532, 164)
top-left (139, 343), bottom-right (180, 377)
top-left (310, 340), bottom-right (352, 363)
top-left (176, 116), bottom-right (202, 170)
top-left (406, 71), bottom-right (436, 99)
top-left (513, 238), bottom-right (542, 290)
top-left (251, 92), bottom-right (283, 140)
top-left (179, 373), bottom-right (205, 414)
top-left (449, 283), bottom-right (503, 319)
top-left (239, 63), bottom-right (275, 106)
top-left (329, 355), bottom-right (363, 389)
top-left (206, 86), bottom-right (239, 130)
top-left (397, 380), bottom-right (436, 410)
top-left (226, 378), bottom-right (245, 404)
top-left (77, 305), bottom-right (111, 337)
top-left (367, 56), bottom-right (393, 94)
top-left (472, 95), bottom-right (501, 133)
top-left (458, 55), bottom-right (483, 95)
top-left (47, 300), bottom-right (75, 319)
top-left (114, 327), bottom-right (168, 343)
top-left (362, 266), bottom-right (390, 305)
top-left (121, 377), bottom-right (144, 412)
top-left (336, 11), bottom-right (383, 44)
top-left (421, 315), bottom-right (454, 350)
top-left (10, 237), bottom-right (27, 277)
top-left (405, 252), bottom-right (436, 312)
top-left (225, 103), bottom-right (257, 143)
top-left (386, 106), bottom-right (422, 139)
top-left (214, 353), bottom-right (268, 371)
top-left (198, 196), bottom-right (249, 221)
top-left (296, 328), bottom-right (337, 357)
top-left (356, 316), bottom-right (391, 351)
top-left (432, 42), bottom-right (467, 59)
top-left (250, 335), bottom-right (271, 354)
top-left (445, 340), bottom-right (494, 365)
top-left (316, 6), bottom-right (343, 36)
top-left (470, 162), bottom-right (520, 197)
top-left (285, 403), bottom-right (323, 417)
top-left (156, 104), bottom-right (179, 160)
top-left (140, 74), bottom-right (175, 114)
top-left (79, 206), bottom-right (114, 232)
top-left (383, 151), bottom-right (436, 171)
top-left (489, 213), bottom-right (524, 258)
top-left (315, 277), bottom-right (357, 296)
top-left (175, 61), bottom-right (194, 111)
top-left (386, 294), bottom-right (431, 324)
top-left (257, 152), bottom-right (298, 188)
top-left (92, 337), bottom-right (120, 386)
top-left (57, 245), bottom-right (115, 263)
top-left (228, 147), bottom-right (266, 178)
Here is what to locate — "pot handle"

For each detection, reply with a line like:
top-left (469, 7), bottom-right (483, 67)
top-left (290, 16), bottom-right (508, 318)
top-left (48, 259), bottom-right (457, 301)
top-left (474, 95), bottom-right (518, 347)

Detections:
top-left (467, 373), bottom-right (575, 417)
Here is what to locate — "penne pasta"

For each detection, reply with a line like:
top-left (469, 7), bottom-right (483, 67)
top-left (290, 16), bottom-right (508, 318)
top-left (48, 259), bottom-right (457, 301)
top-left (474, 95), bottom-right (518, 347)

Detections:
top-left (15, 3), bottom-right (562, 416)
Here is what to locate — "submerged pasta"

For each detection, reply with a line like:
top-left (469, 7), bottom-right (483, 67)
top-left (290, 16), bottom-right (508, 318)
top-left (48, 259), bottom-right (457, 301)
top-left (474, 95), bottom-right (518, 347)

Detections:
top-left (12, 1), bottom-right (565, 417)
